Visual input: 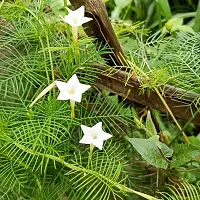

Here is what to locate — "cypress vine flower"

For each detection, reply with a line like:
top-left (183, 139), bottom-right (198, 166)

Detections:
top-left (55, 74), bottom-right (90, 103)
top-left (80, 122), bottom-right (112, 150)
top-left (60, 6), bottom-right (93, 56)
top-left (60, 6), bottom-right (93, 27)
top-left (29, 74), bottom-right (90, 118)
top-left (55, 74), bottom-right (90, 118)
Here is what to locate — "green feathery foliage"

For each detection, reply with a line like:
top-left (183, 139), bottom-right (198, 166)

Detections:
top-left (0, 0), bottom-right (200, 200)
top-left (160, 182), bottom-right (200, 200)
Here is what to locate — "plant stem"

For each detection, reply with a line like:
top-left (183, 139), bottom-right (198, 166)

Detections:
top-left (72, 26), bottom-right (79, 57)
top-left (63, 0), bottom-right (67, 7)
top-left (0, 0), bottom-right (4, 9)
top-left (193, 0), bottom-right (200, 32)
top-left (89, 144), bottom-right (94, 160)
top-left (154, 87), bottom-right (190, 144)
top-left (39, 37), bottom-right (50, 84)
top-left (45, 32), bottom-right (56, 97)
top-left (117, 185), bottom-right (159, 200)
top-left (45, 33), bottom-right (55, 82)
top-left (70, 100), bottom-right (75, 118)
top-left (13, 141), bottom-right (159, 200)
top-left (129, 59), bottom-right (190, 144)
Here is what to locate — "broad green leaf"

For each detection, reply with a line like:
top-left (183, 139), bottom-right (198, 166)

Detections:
top-left (134, 116), bottom-right (145, 129)
top-left (126, 136), bottom-right (173, 169)
top-left (171, 144), bottom-right (200, 168)
top-left (176, 25), bottom-right (195, 33)
top-left (145, 111), bottom-right (157, 137)
top-left (160, 141), bottom-right (173, 157)
top-left (188, 136), bottom-right (200, 146)
top-left (165, 18), bottom-right (183, 32)
top-left (149, 135), bottom-right (161, 149)
top-left (162, 17), bottom-right (194, 34)
top-left (197, 133), bottom-right (200, 141)
top-left (111, 6), bottom-right (122, 20)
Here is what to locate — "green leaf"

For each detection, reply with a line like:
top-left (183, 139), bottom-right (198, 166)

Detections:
top-left (145, 111), bottom-right (157, 137)
top-left (194, 0), bottom-right (200, 32)
top-left (48, 0), bottom-right (65, 12)
top-left (176, 25), bottom-right (195, 33)
top-left (197, 133), bottom-right (200, 141)
top-left (162, 17), bottom-right (194, 33)
top-left (164, 17), bottom-right (195, 34)
top-left (171, 144), bottom-right (200, 168)
top-left (149, 135), bottom-right (161, 149)
top-left (188, 136), bottom-right (200, 146)
top-left (165, 18), bottom-right (183, 32)
top-left (126, 136), bottom-right (173, 169)
top-left (114, 0), bottom-right (132, 8)
top-left (156, 0), bottom-right (172, 20)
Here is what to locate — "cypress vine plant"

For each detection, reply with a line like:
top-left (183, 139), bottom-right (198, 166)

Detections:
top-left (1, 0), bottom-right (200, 200)
top-left (0, 1), bottom-right (158, 200)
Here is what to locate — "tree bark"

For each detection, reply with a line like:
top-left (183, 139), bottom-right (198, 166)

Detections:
top-left (68, 1), bottom-right (200, 126)
top-left (96, 65), bottom-right (200, 126)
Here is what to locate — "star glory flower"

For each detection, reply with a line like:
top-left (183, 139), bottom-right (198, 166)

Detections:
top-left (60, 6), bottom-right (93, 27)
top-left (29, 74), bottom-right (90, 118)
top-left (60, 6), bottom-right (93, 56)
top-left (55, 74), bottom-right (90, 118)
top-left (55, 74), bottom-right (90, 103)
top-left (79, 122), bottom-right (112, 150)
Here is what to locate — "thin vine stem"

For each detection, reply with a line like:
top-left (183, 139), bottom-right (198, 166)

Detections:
top-left (154, 87), bottom-right (190, 144)
top-left (127, 58), bottom-right (190, 143)
top-left (12, 141), bottom-right (159, 200)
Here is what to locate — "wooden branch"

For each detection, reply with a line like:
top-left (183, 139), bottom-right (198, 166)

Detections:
top-left (69, 0), bottom-right (125, 66)
top-left (69, 1), bottom-right (200, 125)
top-left (96, 65), bottom-right (200, 126)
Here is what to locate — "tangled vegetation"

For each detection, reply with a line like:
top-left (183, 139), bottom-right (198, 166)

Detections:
top-left (0, 0), bottom-right (200, 199)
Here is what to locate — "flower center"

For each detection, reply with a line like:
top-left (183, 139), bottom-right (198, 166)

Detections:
top-left (72, 16), bottom-right (78, 24)
top-left (69, 88), bottom-right (75, 94)
top-left (92, 132), bottom-right (98, 140)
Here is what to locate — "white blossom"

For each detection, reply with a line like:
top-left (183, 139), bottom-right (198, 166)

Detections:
top-left (55, 74), bottom-right (90, 103)
top-left (80, 122), bottom-right (112, 150)
top-left (60, 6), bottom-right (93, 27)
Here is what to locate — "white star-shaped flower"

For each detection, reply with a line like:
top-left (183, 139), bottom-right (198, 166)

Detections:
top-left (80, 122), bottom-right (112, 150)
top-left (55, 74), bottom-right (90, 103)
top-left (60, 6), bottom-right (93, 27)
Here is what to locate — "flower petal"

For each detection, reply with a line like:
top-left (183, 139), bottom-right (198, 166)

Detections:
top-left (73, 6), bottom-right (85, 17)
top-left (69, 92), bottom-right (82, 103)
top-left (60, 15), bottom-right (74, 26)
top-left (60, 6), bottom-right (93, 27)
top-left (81, 125), bottom-right (93, 135)
top-left (77, 84), bottom-right (91, 94)
top-left (79, 135), bottom-right (92, 145)
top-left (92, 122), bottom-right (102, 130)
top-left (80, 122), bottom-right (112, 150)
top-left (66, 7), bottom-right (74, 15)
top-left (93, 139), bottom-right (104, 150)
top-left (55, 81), bottom-right (68, 92)
top-left (67, 74), bottom-right (80, 87)
top-left (57, 92), bottom-right (70, 100)
top-left (99, 132), bottom-right (112, 141)
top-left (79, 17), bottom-right (93, 25)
